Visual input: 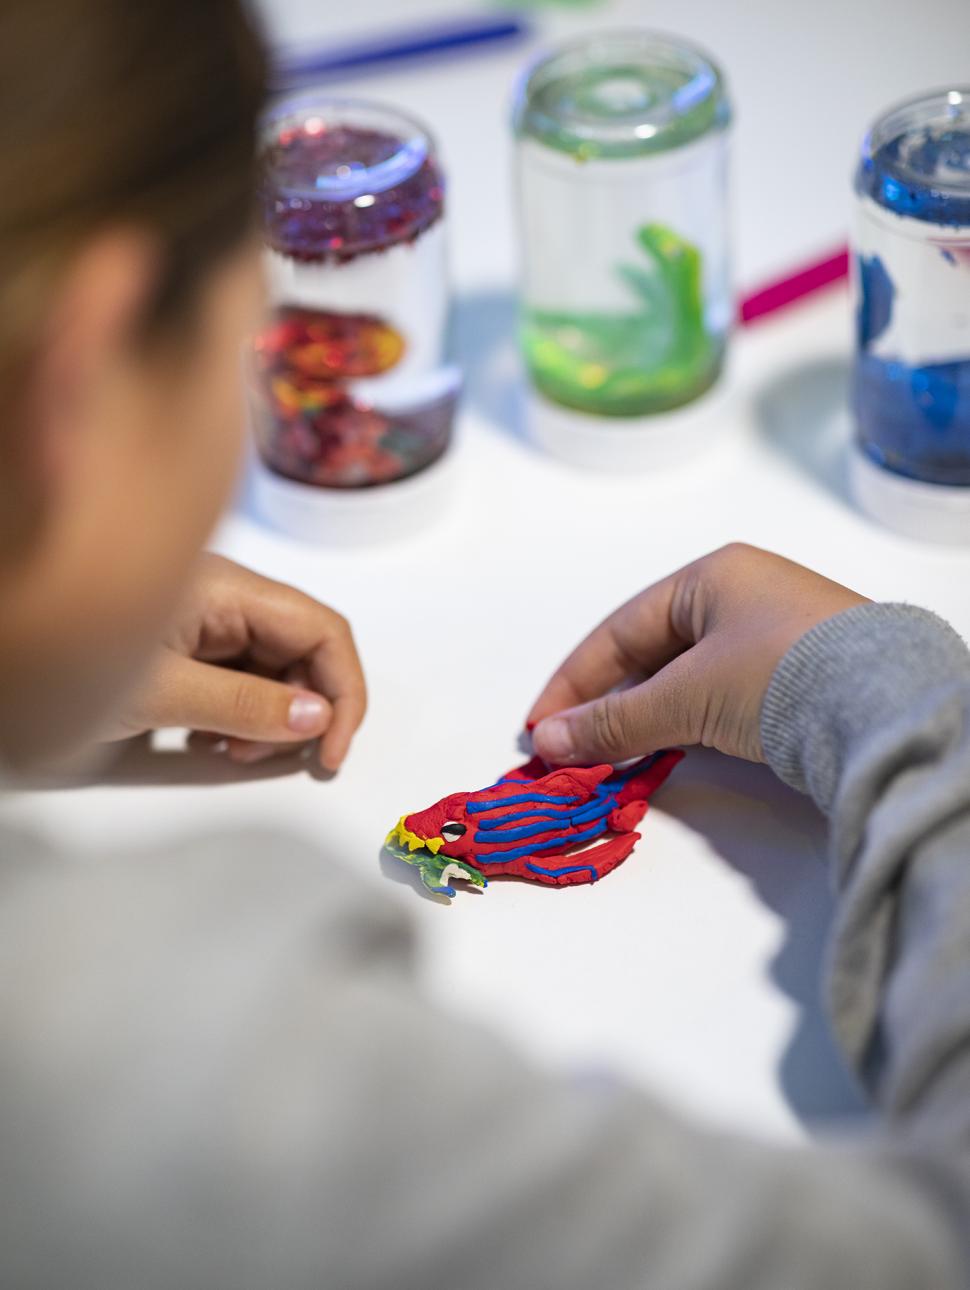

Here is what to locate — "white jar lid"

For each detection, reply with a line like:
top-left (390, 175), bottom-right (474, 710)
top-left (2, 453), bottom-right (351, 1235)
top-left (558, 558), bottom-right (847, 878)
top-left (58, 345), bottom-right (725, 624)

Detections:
top-left (250, 448), bottom-right (457, 545)
top-left (850, 441), bottom-right (970, 545)
top-left (527, 375), bottom-right (734, 472)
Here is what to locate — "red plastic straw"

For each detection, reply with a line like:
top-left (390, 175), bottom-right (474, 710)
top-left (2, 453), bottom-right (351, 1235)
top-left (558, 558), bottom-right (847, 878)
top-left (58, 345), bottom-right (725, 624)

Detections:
top-left (738, 244), bottom-right (849, 326)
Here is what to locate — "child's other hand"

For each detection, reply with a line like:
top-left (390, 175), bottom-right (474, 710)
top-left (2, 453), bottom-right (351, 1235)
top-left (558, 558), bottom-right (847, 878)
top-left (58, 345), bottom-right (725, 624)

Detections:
top-left (110, 555), bottom-right (366, 771)
top-left (528, 544), bottom-right (867, 766)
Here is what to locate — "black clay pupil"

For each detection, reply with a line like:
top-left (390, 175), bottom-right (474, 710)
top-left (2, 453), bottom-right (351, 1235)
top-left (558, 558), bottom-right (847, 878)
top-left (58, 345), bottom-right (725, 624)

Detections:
top-left (441, 822), bottom-right (466, 840)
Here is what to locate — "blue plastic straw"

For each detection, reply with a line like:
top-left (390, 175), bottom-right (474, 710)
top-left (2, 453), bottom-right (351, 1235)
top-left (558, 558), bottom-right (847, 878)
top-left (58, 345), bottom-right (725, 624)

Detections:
top-left (272, 14), bottom-right (530, 89)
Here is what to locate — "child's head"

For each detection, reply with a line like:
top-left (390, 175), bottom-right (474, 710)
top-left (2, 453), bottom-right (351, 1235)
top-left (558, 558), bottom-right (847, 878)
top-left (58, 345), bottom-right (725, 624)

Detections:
top-left (0, 0), bottom-right (266, 768)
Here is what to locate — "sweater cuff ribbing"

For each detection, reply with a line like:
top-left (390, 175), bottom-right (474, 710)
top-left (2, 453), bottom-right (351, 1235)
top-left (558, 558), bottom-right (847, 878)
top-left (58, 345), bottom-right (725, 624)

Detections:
top-left (761, 604), bottom-right (970, 815)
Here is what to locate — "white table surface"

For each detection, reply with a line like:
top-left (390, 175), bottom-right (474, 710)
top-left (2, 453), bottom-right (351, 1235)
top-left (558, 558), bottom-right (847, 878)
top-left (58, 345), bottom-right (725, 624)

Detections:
top-left (6, 1), bottom-right (970, 1144)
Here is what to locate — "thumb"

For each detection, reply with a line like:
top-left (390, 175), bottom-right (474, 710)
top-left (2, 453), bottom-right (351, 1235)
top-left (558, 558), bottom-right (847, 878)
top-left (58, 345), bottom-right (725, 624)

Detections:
top-left (133, 653), bottom-right (333, 743)
top-left (532, 652), bottom-right (701, 765)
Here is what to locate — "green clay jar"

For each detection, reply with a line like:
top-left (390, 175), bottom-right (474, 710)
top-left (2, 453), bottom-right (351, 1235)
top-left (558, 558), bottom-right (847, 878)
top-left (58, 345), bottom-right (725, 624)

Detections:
top-left (512, 31), bottom-right (732, 418)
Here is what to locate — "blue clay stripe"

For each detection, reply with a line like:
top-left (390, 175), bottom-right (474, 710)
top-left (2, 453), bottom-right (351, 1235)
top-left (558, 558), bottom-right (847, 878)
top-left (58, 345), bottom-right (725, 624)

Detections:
top-left (477, 820), bottom-right (608, 863)
top-left (476, 816), bottom-right (596, 844)
top-left (474, 778), bottom-right (618, 824)
top-left (478, 800), bottom-right (615, 843)
top-left (477, 809), bottom-right (574, 829)
top-left (470, 754), bottom-right (662, 838)
top-left (562, 796), bottom-right (616, 825)
top-left (477, 800), bottom-right (584, 827)
top-left (467, 790), bottom-right (579, 815)
top-left (489, 752), bottom-right (659, 797)
top-left (478, 795), bottom-right (617, 831)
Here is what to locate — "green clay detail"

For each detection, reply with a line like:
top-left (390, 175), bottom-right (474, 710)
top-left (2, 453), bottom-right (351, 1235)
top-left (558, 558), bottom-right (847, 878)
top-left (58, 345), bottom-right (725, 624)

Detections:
top-left (382, 836), bottom-right (487, 898)
top-left (522, 222), bottom-right (722, 416)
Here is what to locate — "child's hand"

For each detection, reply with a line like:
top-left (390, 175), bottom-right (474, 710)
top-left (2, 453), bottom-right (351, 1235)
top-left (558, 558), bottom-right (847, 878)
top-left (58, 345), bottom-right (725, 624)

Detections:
top-left (109, 555), bottom-right (366, 771)
top-left (528, 544), bottom-right (867, 766)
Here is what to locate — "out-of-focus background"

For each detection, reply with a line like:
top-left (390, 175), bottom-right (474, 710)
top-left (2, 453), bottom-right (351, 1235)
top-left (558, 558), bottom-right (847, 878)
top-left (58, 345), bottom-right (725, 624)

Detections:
top-left (255, 0), bottom-right (970, 289)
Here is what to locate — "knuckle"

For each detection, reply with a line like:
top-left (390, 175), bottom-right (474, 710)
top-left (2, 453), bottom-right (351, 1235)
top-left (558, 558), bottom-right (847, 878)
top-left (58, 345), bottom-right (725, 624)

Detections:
top-left (590, 694), bottom-right (628, 755)
top-left (669, 575), bottom-right (697, 639)
top-left (230, 679), bottom-right (266, 728)
top-left (651, 668), bottom-right (702, 748)
top-left (714, 540), bottom-right (754, 566)
top-left (695, 690), bottom-right (721, 749)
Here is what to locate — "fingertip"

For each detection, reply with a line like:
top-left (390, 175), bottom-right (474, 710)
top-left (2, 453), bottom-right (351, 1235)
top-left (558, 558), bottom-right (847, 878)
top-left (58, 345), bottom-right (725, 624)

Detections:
top-left (319, 688), bottom-right (366, 772)
top-left (532, 715), bottom-right (577, 765)
top-left (318, 740), bottom-right (345, 774)
top-left (287, 691), bottom-right (332, 736)
top-left (319, 722), bottom-right (353, 773)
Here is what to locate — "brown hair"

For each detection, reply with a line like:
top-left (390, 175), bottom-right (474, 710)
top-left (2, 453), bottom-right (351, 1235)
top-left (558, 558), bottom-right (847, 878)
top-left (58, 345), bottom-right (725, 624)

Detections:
top-left (0, 0), bottom-right (266, 542)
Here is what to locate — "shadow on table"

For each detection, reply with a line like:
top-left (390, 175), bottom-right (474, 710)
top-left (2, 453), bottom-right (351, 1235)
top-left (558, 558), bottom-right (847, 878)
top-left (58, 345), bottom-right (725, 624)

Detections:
top-left (451, 287), bottom-right (529, 445)
top-left (21, 736), bottom-right (332, 789)
top-left (752, 355), bottom-right (854, 507)
top-left (658, 747), bottom-right (869, 1129)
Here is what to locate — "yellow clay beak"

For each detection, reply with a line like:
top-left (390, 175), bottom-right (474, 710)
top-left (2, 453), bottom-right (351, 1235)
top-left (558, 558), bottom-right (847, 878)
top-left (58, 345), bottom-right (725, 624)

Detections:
top-left (386, 816), bottom-right (445, 855)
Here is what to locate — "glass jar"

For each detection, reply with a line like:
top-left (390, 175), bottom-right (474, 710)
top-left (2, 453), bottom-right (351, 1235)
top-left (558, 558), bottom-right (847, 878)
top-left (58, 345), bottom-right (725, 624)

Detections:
top-left (852, 88), bottom-right (970, 487)
top-left (250, 96), bottom-right (458, 490)
top-left (512, 31), bottom-right (732, 420)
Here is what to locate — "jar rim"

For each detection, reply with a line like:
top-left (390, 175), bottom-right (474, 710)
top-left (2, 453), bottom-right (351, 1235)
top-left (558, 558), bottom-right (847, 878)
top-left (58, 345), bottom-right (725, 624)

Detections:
top-left (858, 86), bottom-right (970, 225)
top-left (260, 94), bottom-right (436, 201)
top-left (512, 29), bottom-right (729, 160)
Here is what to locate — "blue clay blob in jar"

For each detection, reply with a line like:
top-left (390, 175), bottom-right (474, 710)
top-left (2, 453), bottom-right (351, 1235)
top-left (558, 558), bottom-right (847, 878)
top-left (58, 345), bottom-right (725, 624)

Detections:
top-left (852, 88), bottom-right (970, 486)
top-left (251, 97), bottom-right (458, 490)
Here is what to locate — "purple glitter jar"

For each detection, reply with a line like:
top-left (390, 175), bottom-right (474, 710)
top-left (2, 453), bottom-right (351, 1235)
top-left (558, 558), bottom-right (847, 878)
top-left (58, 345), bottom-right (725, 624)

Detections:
top-left (249, 96), bottom-right (459, 499)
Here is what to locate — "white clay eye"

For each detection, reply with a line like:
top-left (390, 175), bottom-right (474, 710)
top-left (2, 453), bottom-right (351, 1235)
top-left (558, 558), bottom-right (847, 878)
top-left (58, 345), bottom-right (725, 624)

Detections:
top-left (441, 821), bottom-right (467, 840)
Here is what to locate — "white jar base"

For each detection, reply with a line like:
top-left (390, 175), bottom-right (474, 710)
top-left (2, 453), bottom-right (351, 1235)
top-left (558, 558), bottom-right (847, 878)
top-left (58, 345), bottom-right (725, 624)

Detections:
top-left (250, 450), bottom-right (457, 545)
top-left (850, 442), bottom-right (970, 546)
top-left (527, 376), bottom-right (733, 472)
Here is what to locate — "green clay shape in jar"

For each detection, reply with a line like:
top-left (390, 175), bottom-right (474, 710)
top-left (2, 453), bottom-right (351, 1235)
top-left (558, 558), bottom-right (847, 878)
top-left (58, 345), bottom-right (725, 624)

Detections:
top-left (513, 31), bottom-right (732, 419)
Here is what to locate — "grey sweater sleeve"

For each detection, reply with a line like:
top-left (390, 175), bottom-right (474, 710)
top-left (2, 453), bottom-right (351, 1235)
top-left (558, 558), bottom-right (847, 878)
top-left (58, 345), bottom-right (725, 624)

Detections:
top-left (2, 606), bottom-right (970, 1290)
top-left (761, 604), bottom-right (970, 1138)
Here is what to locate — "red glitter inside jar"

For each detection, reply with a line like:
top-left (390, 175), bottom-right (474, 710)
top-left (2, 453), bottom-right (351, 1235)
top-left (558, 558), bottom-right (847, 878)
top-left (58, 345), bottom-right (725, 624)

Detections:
top-left (250, 306), bottom-right (454, 488)
top-left (251, 98), bottom-right (457, 493)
